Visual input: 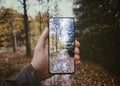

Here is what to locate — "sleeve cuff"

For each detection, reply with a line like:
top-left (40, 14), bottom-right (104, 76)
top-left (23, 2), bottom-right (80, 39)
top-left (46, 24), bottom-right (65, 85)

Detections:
top-left (13, 64), bottom-right (41, 86)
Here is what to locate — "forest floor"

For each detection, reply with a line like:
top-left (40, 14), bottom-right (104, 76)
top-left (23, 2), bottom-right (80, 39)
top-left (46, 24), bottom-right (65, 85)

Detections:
top-left (50, 49), bottom-right (74, 73)
top-left (0, 50), bottom-right (119, 86)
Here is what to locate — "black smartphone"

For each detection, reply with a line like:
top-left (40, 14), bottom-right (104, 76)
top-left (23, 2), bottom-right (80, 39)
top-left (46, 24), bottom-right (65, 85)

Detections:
top-left (48, 17), bottom-right (75, 74)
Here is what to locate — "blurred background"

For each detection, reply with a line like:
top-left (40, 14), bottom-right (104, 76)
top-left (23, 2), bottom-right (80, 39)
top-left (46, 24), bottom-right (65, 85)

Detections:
top-left (0, 0), bottom-right (120, 86)
top-left (74, 0), bottom-right (120, 85)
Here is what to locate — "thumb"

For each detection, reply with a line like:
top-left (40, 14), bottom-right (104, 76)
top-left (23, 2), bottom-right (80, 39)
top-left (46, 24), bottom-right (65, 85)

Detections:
top-left (36, 27), bottom-right (48, 49)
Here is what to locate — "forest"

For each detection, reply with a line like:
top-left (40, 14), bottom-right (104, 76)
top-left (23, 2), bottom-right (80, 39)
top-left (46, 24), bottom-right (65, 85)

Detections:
top-left (0, 0), bottom-right (120, 86)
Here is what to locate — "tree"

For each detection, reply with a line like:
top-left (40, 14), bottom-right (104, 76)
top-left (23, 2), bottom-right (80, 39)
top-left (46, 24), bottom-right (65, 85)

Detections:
top-left (0, 8), bottom-right (23, 52)
top-left (35, 12), bottom-right (43, 34)
top-left (23, 0), bottom-right (31, 57)
top-left (18, 0), bottom-right (31, 57)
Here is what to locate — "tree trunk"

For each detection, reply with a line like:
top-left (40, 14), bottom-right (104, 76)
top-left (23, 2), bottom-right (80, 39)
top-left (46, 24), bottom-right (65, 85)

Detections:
top-left (23, 0), bottom-right (31, 57)
top-left (10, 22), bottom-right (16, 53)
top-left (39, 12), bottom-right (42, 34)
top-left (52, 35), bottom-right (54, 53)
top-left (56, 28), bottom-right (57, 52)
top-left (14, 33), bottom-right (17, 51)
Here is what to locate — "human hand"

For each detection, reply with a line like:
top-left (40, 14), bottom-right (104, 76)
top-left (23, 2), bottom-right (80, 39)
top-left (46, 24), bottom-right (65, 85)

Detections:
top-left (31, 27), bottom-right (81, 81)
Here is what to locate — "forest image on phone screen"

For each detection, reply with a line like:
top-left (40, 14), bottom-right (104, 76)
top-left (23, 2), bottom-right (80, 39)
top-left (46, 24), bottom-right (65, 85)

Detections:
top-left (49, 18), bottom-right (75, 73)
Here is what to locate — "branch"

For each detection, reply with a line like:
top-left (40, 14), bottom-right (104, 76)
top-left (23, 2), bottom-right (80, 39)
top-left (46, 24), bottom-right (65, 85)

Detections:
top-left (18, 0), bottom-right (24, 5)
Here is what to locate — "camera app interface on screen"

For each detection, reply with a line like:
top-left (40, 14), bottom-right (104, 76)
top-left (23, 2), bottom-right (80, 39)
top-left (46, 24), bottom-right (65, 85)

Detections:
top-left (49, 17), bottom-right (75, 73)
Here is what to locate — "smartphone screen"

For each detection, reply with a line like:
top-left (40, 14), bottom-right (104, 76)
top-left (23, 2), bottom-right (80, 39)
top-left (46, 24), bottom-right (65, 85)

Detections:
top-left (48, 17), bottom-right (75, 74)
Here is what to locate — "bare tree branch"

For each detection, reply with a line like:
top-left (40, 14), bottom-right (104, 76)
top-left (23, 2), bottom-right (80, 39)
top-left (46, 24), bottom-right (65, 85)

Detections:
top-left (18, 0), bottom-right (24, 5)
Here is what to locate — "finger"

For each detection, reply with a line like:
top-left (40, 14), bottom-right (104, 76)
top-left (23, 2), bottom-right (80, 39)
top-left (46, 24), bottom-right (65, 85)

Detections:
top-left (75, 40), bottom-right (80, 47)
top-left (74, 47), bottom-right (80, 55)
top-left (36, 27), bottom-right (48, 49)
top-left (75, 61), bottom-right (81, 65)
top-left (74, 54), bottom-right (80, 61)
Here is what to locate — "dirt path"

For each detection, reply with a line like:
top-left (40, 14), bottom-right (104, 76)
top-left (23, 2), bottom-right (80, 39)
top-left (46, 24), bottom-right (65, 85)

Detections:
top-left (50, 49), bottom-right (74, 73)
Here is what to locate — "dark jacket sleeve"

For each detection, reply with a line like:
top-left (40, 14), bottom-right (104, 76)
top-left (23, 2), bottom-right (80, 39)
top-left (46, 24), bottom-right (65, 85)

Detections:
top-left (0, 64), bottom-right (41, 86)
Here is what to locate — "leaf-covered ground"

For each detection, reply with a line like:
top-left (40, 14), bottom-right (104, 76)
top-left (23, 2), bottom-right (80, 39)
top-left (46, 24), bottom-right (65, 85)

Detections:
top-left (42, 61), bottom-right (114, 86)
top-left (0, 51), bottom-right (31, 79)
top-left (0, 51), bottom-right (118, 86)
